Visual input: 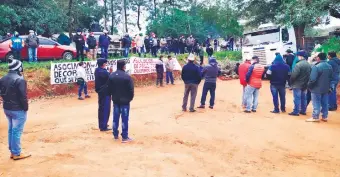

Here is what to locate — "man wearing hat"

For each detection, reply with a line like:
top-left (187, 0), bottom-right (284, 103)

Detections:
top-left (289, 51), bottom-right (311, 116)
top-left (181, 54), bottom-right (202, 112)
top-left (0, 59), bottom-right (31, 160)
top-left (244, 56), bottom-right (265, 113)
top-left (108, 60), bottom-right (134, 143)
top-left (73, 29), bottom-right (85, 61)
top-left (95, 59), bottom-right (111, 131)
top-left (238, 57), bottom-right (252, 108)
top-left (197, 56), bottom-right (221, 109)
top-left (25, 30), bottom-right (39, 62)
top-left (99, 30), bottom-right (111, 59)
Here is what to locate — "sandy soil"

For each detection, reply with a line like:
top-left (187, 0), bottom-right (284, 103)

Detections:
top-left (1, 80), bottom-right (340, 177)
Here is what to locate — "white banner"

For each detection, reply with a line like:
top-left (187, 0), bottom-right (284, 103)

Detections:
top-left (50, 57), bottom-right (182, 85)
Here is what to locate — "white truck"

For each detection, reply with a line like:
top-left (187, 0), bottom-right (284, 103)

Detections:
top-left (242, 23), bottom-right (297, 66)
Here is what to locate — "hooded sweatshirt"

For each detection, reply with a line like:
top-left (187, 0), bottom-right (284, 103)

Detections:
top-left (267, 54), bottom-right (290, 87)
top-left (202, 58), bottom-right (221, 83)
top-left (328, 57), bottom-right (340, 83)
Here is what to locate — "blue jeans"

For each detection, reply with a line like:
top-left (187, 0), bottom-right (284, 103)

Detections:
top-left (270, 85), bottom-right (286, 112)
top-left (312, 93), bottom-right (329, 119)
top-left (98, 94), bottom-right (111, 130)
top-left (329, 83), bottom-right (338, 109)
top-left (28, 47), bottom-right (37, 62)
top-left (5, 109), bottom-right (27, 156)
top-left (166, 71), bottom-right (174, 84)
top-left (242, 86), bottom-right (246, 106)
top-left (101, 47), bottom-right (108, 59)
top-left (113, 104), bottom-right (130, 139)
top-left (200, 82), bottom-right (216, 106)
top-left (292, 88), bottom-right (307, 114)
top-left (78, 82), bottom-right (88, 98)
top-left (124, 47), bottom-right (130, 57)
top-left (245, 85), bottom-right (260, 111)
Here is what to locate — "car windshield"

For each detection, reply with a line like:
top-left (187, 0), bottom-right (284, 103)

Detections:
top-left (243, 28), bottom-right (280, 46)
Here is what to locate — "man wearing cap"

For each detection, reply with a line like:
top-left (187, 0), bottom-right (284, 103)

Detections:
top-left (9, 31), bottom-right (24, 61)
top-left (181, 54), bottom-right (202, 112)
top-left (244, 56), bottom-right (265, 113)
top-left (99, 30), bottom-right (111, 59)
top-left (306, 53), bottom-right (333, 122)
top-left (73, 29), bottom-right (85, 61)
top-left (108, 60), bottom-right (134, 143)
top-left (289, 51), bottom-right (311, 116)
top-left (238, 58), bottom-right (252, 108)
top-left (0, 59), bottom-right (31, 160)
top-left (95, 59), bottom-right (111, 131)
top-left (197, 56), bottom-right (221, 109)
top-left (87, 32), bottom-right (97, 60)
top-left (25, 30), bottom-right (39, 62)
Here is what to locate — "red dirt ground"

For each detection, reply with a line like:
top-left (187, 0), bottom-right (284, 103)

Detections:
top-left (1, 80), bottom-right (340, 177)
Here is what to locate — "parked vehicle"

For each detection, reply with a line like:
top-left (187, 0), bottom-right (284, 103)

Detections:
top-left (0, 36), bottom-right (77, 62)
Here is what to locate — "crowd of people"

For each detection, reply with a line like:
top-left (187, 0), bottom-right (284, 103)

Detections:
top-left (238, 50), bottom-right (339, 122)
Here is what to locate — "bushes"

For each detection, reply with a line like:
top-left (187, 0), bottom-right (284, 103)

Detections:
top-left (316, 37), bottom-right (340, 53)
top-left (214, 51), bottom-right (242, 61)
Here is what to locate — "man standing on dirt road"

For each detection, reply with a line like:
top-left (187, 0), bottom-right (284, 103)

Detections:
top-left (327, 51), bottom-right (340, 111)
top-left (289, 51), bottom-right (311, 116)
top-left (181, 54), bottom-right (202, 112)
top-left (197, 56), bottom-right (221, 109)
top-left (95, 59), bottom-right (111, 131)
top-left (108, 60), bottom-right (134, 143)
top-left (0, 59), bottom-right (31, 160)
top-left (244, 56), bottom-right (265, 113)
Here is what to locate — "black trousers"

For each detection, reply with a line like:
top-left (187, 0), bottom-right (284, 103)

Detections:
top-left (199, 56), bottom-right (204, 65)
top-left (76, 46), bottom-right (84, 61)
top-left (151, 46), bottom-right (157, 57)
top-left (98, 94), bottom-right (111, 130)
top-left (12, 49), bottom-right (22, 61)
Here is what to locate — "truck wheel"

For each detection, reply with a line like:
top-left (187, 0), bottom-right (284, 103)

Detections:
top-left (63, 52), bottom-right (73, 60)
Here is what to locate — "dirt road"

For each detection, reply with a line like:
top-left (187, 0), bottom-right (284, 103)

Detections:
top-left (1, 80), bottom-right (340, 177)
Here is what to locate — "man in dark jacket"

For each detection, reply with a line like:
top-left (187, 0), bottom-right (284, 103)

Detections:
top-left (266, 54), bottom-right (290, 113)
top-left (108, 60), bottom-right (134, 143)
top-left (214, 39), bottom-right (218, 52)
top-left (306, 53), bottom-right (333, 122)
top-left (99, 30), bottom-right (111, 59)
top-left (289, 51), bottom-right (311, 116)
top-left (156, 56), bottom-right (164, 87)
top-left (181, 54), bottom-right (202, 112)
top-left (327, 51), bottom-right (340, 111)
top-left (122, 34), bottom-right (131, 57)
top-left (144, 35), bottom-right (150, 54)
top-left (197, 57), bottom-right (221, 109)
top-left (87, 32), bottom-right (97, 60)
top-left (0, 59), bottom-right (31, 160)
top-left (73, 29), bottom-right (85, 61)
top-left (25, 30), bottom-right (39, 62)
top-left (179, 36), bottom-right (186, 54)
top-left (95, 59), bottom-right (111, 131)
top-left (284, 49), bottom-right (295, 87)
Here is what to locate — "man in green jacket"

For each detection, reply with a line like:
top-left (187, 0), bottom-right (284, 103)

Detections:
top-left (306, 53), bottom-right (333, 122)
top-left (289, 51), bottom-right (311, 116)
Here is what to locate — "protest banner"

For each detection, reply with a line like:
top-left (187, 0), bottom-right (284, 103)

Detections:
top-left (50, 57), bottom-right (182, 85)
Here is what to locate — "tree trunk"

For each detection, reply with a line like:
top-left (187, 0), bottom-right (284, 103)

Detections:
top-left (104, 0), bottom-right (107, 30)
top-left (137, 5), bottom-right (141, 31)
top-left (111, 0), bottom-right (114, 34)
top-left (294, 24), bottom-right (305, 50)
top-left (154, 0), bottom-right (157, 18)
top-left (68, 0), bottom-right (73, 39)
top-left (123, 0), bottom-right (128, 33)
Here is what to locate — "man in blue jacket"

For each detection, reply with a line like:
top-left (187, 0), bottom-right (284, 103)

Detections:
top-left (197, 56), bottom-right (221, 109)
top-left (306, 53), bottom-right (333, 122)
top-left (327, 51), bottom-right (340, 111)
top-left (108, 60), bottom-right (134, 143)
top-left (95, 59), bottom-right (111, 131)
top-left (181, 55), bottom-right (202, 112)
top-left (266, 54), bottom-right (290, 113)
top-left (99, 30), bottom-right (111, 59)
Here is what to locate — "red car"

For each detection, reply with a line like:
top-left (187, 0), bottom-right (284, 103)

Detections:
top-left (0, 36), bottom-right (77, 61)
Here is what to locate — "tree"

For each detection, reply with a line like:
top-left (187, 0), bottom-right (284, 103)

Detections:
top-left (0, 5), bottom-right (21, 34)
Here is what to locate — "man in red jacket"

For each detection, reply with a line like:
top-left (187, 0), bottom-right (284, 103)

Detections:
top-left (238, 58), bottom-right (252, 108)
top-left (244, 56), bottom-right (265, 113)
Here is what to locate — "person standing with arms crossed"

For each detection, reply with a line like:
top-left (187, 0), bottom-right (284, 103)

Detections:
top-left (0, 59), bottom-right (31, 160)
top-left (108, 60), bottom-right (134, 143)
top-left (95, 59), bottom-right (111, 131)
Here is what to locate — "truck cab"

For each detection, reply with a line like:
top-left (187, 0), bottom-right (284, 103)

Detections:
top-left (242, 23), bottom-right (297, 66)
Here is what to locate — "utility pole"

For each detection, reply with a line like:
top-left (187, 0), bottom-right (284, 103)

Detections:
top-left (104, 0), bottom-right (108, 30)
top-left (123, 0), bottom-right (128, 33)
top-left (111, 0), bottom-right (114, 34)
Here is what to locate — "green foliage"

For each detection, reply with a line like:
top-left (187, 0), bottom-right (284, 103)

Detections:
top-left (0, 5), bottom-right (21, 34)
top-left (214, 51), bottom-right (242, 61)
top-left (315, 37), bottom-right (340, 53)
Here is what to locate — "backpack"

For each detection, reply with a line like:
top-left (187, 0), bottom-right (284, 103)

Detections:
top-left (11, 37), bottom-right (23, 50)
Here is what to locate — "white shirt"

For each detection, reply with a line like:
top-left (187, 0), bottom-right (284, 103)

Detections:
top-left (76, 66), bottom-right (88, 82)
